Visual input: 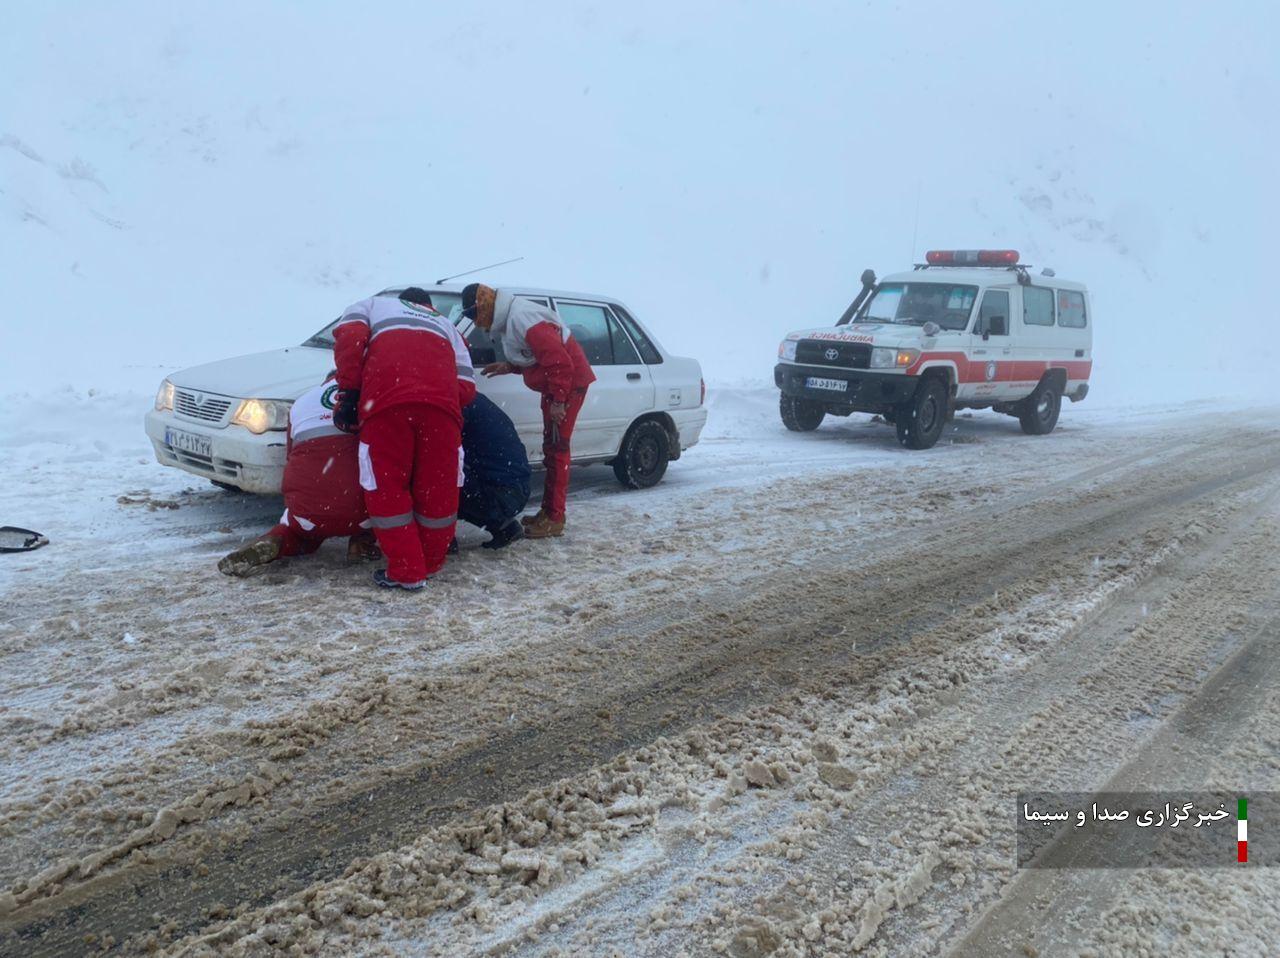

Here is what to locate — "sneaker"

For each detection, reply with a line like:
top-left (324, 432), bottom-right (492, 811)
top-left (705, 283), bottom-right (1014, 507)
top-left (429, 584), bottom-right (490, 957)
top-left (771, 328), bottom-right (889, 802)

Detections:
top-left (218, 538), bottom-right (281, 577)
top-left (523, 513), bottom-right (565, 539)
top-left (481, 519), bottom-right (525, 550)
top-left (373, 569), bottom-right (428, 591)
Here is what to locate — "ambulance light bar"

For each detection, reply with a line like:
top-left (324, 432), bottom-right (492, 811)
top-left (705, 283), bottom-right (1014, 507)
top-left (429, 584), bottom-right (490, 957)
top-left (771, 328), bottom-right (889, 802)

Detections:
top-left (925, 249), bottom-right (1020, 266)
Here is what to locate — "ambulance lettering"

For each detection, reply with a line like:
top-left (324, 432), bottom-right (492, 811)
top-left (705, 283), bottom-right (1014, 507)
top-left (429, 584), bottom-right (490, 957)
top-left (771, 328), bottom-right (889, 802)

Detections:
top-left (806, 331), bottom-right (875, 344)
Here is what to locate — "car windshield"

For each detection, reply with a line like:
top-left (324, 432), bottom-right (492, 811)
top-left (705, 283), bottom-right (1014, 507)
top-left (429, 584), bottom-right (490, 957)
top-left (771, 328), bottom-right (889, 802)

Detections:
top-left (860, 283), bottom-right (978, 330)
top-left (302, 292), bottom-right (463, 347)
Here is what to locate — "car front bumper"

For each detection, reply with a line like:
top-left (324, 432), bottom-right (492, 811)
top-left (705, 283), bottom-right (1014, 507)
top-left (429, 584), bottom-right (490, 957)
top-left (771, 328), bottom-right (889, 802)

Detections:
top-left (144, 409), bottom-right (287, 493)
top-left (774, 362), bottom-right (919, 409)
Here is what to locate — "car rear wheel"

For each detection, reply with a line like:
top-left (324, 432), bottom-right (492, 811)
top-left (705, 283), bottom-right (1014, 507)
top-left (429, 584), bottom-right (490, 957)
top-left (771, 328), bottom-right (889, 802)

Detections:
top-left (613, 419), bottom-right (670, 489)
top-left (780, 395), bottom-right (825, 432)
top-left (894, 378), bottom-right (947, 450)
top-left (1018, 380), bottom-right (1062, 435)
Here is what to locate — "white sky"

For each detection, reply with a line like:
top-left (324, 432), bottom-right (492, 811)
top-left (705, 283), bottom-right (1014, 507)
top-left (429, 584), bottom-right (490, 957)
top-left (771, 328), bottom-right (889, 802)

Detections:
top-left (3, 1), bottom-right (1276, 398)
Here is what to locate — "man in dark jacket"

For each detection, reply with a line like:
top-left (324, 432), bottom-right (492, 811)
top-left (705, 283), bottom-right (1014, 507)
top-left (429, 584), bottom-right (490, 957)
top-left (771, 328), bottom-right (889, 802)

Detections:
top-left (460, 392), bottom-right (531, 549)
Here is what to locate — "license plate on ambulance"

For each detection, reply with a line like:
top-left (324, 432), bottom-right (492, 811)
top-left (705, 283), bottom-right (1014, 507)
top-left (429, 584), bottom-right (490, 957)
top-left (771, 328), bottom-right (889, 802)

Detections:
top-left (165, 427), bottom-right (212, 458)
top-left (805, 376), bottom-right (848, 392)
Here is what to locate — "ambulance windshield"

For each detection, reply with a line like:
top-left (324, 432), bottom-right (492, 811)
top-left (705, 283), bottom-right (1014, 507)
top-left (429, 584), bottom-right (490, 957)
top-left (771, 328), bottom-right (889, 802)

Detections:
top-left (861, 283), bottom-right (978, 331)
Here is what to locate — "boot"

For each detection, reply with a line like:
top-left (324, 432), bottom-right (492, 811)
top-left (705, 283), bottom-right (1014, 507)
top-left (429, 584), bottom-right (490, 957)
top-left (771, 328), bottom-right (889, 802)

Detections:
top-left (346, 531), bottom-right (382, 562)
top-left (523, 513), bottom-right (565, 539)
top-left (218, 537), bottom-right (281, 577)
top-left (482, 518), bottom-right (525, 550)
top-left (521, 509), bottom-right (547, 528)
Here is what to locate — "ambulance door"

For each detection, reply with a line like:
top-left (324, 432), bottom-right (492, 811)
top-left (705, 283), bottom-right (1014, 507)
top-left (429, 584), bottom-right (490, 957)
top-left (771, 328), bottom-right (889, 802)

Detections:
top-left (966, 288), bottom-right (1013, 401)
top-left (1054, 288), bottom-right (1091, 393)
top-left (1011, 284), bottom-right (1057, 400)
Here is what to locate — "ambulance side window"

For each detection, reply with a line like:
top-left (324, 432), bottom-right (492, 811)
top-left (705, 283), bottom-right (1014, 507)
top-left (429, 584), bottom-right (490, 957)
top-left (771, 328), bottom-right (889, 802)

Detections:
top-left (975, 290), bottom-right (1010, 336)
top-left (1023, 287), bottom-right (1055, 327)
top-left (1057, 290), bottom-right (1087, 328)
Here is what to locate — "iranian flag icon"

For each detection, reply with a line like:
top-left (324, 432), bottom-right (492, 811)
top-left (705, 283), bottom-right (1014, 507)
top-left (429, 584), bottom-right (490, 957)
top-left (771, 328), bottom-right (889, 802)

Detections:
top-left (1238, 798), bottom-right (1248, 863)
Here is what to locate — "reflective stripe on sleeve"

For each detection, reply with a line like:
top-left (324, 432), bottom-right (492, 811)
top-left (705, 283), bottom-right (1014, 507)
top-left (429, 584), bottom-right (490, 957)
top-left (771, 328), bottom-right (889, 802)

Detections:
top-left (414, 512), bottom-right (456, 529)
top-left (292, 424), bottom-right (347, 444)
top-left (369, 512), bottom-right (414, 529)
top-left (369, 315), bottom-right (452, 337)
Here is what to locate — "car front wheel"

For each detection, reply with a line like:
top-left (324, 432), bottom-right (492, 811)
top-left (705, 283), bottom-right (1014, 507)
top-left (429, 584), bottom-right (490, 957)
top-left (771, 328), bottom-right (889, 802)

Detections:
top-left (613, 419), bottom-right (671, 489)
top-left (894, 378), bottom-right (947, 450)
top-left (780, 394), bottom-right (825, 432)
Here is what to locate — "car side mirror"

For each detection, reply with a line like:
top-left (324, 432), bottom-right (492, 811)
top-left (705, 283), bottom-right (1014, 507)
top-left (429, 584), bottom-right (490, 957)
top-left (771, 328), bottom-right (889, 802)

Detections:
top-left (470, 346), bottom-right (496, 365)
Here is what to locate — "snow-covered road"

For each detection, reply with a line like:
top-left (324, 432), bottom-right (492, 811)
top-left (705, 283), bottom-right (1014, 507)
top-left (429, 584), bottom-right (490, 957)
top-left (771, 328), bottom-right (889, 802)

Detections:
top-left (2, 387), bottom-right (1278, 956)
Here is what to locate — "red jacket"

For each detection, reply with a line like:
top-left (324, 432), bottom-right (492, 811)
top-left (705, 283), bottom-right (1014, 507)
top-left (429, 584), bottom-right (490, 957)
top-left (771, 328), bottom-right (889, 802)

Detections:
top-left (489, 292), bottom-right (596, 404)
top-left (333, 294), bottom-right (477, 424)
top-left (520, 322), bottom-right (596, 401)
top-left (281, 383), bottom-right (365, 530)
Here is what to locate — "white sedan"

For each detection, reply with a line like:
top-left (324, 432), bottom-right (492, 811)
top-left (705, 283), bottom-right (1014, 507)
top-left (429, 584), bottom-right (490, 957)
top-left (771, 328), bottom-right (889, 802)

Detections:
top-left (145, 286), bottom-right (707, 493)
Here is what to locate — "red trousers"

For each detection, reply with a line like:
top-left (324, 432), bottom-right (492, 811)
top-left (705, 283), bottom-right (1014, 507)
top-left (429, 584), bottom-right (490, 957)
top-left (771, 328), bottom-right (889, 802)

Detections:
top-left (540, 387), bottom-right (588, 522)
top-left (264, 510), bottom-right (366, 556)
top-left (358, 404), bottom-right (461, 583)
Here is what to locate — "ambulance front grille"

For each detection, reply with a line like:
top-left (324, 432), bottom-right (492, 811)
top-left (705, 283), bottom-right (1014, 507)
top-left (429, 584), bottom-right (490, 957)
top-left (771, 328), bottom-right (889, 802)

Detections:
top-left (795, 340), bottom-right (871, 369)
top-left (174, 389), bottom-right (234, 424)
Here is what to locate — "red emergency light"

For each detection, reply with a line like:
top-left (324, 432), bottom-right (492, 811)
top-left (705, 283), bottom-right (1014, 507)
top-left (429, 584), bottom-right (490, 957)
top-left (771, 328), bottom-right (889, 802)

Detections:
top-left (925, 249), bottom-right (1020, 266)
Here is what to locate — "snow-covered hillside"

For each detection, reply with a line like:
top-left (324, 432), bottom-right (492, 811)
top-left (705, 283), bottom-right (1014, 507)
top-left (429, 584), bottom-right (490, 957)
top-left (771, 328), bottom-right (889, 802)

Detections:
top-left (3, 2), bottom-right (1276, 403)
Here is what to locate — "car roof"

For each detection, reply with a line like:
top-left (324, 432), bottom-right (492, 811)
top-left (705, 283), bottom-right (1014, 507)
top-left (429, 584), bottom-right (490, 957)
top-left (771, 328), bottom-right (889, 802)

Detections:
top-left (879, 268), bottom-right (1087, 291)
top-left (376, 284), bottom-right (631, 307)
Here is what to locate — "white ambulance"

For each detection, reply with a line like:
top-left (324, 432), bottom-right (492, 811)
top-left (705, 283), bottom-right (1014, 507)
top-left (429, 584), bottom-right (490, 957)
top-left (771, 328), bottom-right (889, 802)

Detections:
top-left (774, 250), bottom-right (1092, 449)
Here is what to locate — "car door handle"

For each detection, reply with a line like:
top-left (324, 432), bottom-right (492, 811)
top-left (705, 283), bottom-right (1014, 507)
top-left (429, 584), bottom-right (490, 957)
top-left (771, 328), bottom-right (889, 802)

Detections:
top-left (626, 372), bottom-right (641, 381)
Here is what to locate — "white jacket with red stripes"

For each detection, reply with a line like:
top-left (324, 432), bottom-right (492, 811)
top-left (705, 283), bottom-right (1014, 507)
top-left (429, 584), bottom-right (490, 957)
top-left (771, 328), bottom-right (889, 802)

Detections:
top-left (333, 294), bottom-right (476, 425)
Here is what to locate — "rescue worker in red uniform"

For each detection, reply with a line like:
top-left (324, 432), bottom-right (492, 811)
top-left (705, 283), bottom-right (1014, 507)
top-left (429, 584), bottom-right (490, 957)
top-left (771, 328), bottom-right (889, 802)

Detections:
top-left (462, 283), bottom-right (596, 538)
top-left (333, 287), bottom-right (476, 589)
top-left (217, 376), bottom-right (379, 576)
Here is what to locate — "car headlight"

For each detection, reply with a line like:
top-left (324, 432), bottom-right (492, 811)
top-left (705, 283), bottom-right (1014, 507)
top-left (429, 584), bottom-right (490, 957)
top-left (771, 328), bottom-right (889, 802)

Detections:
top-left (778, 340), bottom-right (798, 362)
top-left (870, 347), bottom-right (920, 369)
top-left (154, 379), bottom-right (174, 411)
top-left (232, 399), bottom-right (292, 434)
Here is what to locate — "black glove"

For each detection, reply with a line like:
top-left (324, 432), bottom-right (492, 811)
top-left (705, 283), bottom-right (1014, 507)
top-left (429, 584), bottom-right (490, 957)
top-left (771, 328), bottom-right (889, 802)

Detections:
top-left (333, 389), bottom-right (361, 433)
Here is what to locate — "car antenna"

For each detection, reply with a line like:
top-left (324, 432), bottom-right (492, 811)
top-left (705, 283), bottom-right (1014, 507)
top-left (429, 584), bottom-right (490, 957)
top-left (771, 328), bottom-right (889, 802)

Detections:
top-left (435, 257), bottom-right (524, 285)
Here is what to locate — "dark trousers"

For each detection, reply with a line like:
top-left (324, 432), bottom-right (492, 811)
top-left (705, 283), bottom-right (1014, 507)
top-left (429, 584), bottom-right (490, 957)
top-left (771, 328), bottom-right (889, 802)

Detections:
top-left (458, 480), bottom-right (530, 533)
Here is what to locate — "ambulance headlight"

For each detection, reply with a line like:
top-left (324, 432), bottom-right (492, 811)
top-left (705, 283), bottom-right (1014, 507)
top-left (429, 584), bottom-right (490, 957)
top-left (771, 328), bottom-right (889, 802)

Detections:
top-left (778, 340), bottom-right (798, 362)
top-left (870, 347), bottom-right (920, 369)
top-left (154, 379), bottom-right (175, 412)
top-left (232, 399), bottom-right (291, 434)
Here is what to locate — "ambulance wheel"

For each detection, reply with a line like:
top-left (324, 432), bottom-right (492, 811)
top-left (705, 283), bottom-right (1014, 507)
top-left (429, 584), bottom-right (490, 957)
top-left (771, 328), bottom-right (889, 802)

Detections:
top-left (780, 395), bottom-right (825, 432)
top-left (1019, 381), bottom-right (1062, 435)
top-left (613, 419), bottom-right (670, 489)
top-left (895, 378), bottom-right (947, 450)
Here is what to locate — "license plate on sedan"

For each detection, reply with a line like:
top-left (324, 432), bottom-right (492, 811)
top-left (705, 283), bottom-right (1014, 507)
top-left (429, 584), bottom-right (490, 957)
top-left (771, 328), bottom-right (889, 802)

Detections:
top-left (165, 427), bottom-right (212, 458)
top-left (805, 376), bottom-right (848, 392)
